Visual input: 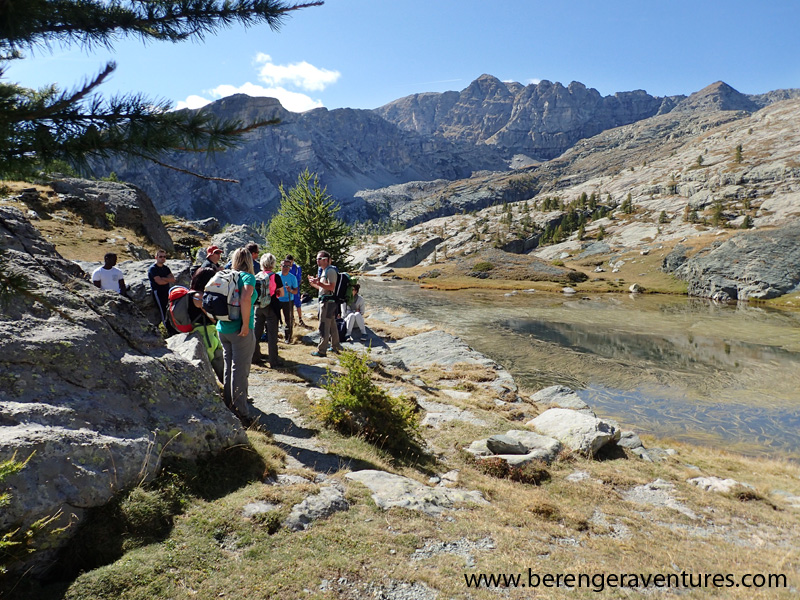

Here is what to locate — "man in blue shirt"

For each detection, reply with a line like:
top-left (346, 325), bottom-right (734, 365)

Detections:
top-left (279, 259), bottom-right (298, 342)
top-left (286, 254), bottom-right (305, 327)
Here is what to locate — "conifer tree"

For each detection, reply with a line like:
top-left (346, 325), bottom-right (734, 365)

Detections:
top-left (266, 169), bottom-right (352, 293)
top-left (0, 0), bottom-right (320, 178)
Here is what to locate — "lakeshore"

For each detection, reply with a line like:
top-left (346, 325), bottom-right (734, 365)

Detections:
top-left (359, 275), bottom-right (800, 460)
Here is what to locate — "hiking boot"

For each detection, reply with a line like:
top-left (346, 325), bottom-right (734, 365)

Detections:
top-left (311, 351), bottom-right (327, 358)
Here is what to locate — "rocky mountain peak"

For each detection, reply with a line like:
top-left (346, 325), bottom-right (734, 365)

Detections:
top-left (673, 81), bottom-right (758, 112)
top-left (467, 74), bottom-right (513, 97)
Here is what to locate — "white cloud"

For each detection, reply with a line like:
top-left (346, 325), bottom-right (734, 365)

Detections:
top-left (527, 78), bottom-right (542, 85)
top-left (175, 83), bottom-right (324, 113)
top-left (175, 95), bottom-right (212, 110)
top-left (254, 53), bottom-right (340, 92)
top-left (173, 55), bottom-right (338, 113)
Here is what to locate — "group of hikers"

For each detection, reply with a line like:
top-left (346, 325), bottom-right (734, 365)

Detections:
top-left (90, 244), bottom-right (366, 427)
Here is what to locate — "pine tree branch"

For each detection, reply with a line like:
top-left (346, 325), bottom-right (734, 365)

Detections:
top-left (9, 62), bottom-right (116, 122)
top-left (1, 0), bottom-right (323, 51)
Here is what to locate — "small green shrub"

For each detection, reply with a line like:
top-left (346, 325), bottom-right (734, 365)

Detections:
top-left (472, 261), bottom-right (494, 272)
top-left (119, 487), bottom-right (177, 545)
top-left (317, 350), bottom-right (421, 456)
top-left (251, 511), bottom-right (282, 534)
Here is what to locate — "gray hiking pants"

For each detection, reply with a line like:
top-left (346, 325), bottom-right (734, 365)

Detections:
top-left (219, 329), bottom-right (255, 419)
top-left (317, 299), bottom-right (340, 354)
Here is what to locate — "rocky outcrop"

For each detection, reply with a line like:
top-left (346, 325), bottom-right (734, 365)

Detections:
top-left (0, 207), bottom-right (245, 575)
top-left (345, 470), bottom-right (488, 516)
top-left (49, 178), bottom-right (174, 252)
top-left (375, 330), bottom-right (518, 399)
top-left (283, 481), bottom-right (349, 531)
top-left (196, 224), bottom-right (267, 264)
top-left (663, 224), bottom-right (800, 300)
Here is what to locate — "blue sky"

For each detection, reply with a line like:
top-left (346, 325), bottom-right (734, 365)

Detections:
top-left (11, 1), bottom-right (800, 113)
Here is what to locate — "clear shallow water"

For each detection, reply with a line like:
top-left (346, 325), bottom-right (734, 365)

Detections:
top-left (362, 278), bottom-right (800, 459)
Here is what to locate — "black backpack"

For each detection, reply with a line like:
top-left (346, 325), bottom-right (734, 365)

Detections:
top-left (332, 271), bottom-right (354, 304)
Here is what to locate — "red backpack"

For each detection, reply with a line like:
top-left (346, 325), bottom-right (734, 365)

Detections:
top-left (167, 286), bottom-right (201, 333)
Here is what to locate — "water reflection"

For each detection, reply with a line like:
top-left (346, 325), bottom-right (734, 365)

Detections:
top-left (502, 317), bottom-right (800, 375)
top-left (362, 278), bottom-right (800, 458)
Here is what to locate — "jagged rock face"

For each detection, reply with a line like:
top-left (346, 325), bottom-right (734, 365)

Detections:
top-left (376, 74), bottom-right (677, 161)
top-left (0, 207), bottom-right (246, 575)
top-left (98, 94), bottom-right (506, 224)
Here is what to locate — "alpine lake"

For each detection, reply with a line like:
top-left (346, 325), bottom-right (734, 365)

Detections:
top-left (361, 277), bottom-right (800, 460)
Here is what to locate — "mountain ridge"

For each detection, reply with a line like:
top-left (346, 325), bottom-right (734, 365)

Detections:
top-left (96, 76), bottom-right (800, 224)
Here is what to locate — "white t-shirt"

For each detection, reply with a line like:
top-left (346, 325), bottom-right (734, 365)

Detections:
top-left (92, 266), bottom-right (125, 293)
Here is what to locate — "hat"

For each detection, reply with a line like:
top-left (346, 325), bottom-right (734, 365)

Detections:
top-left (206, 245), bottom-right (222, 255)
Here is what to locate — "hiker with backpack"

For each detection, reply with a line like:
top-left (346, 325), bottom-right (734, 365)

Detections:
top-left (210, 247), bottom-right (257, 427)
top-left (308, 250), bottom-right (343, 357)
top-left (189, 267), bottom-right (224, 382)
top-left (252, 253), bottom-right (284, 368)
top-left (166, 267), bottom-right (224, 382)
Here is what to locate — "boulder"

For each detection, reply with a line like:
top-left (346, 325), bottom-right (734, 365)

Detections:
top-left (464, 439), bottom-right (491, 457)
top-left (503, 430), bottom-right (562, 464)
top-left (616, 430), bottom-right (644, 449)
top-left (526, 408), bottom-right (620, 456)
top-left (197, 224), bottom-right (267, 263)
top-left (385, 236), bottom-right (444, 268)
top-left (0, 207), bottom-right (245, 575)
top-left (50, 178), bottom-right (174, 252)
top-left (345, 470), bottom-right (488, 516)
top-left (486, 435), bottom-right (527, 455)
top-left (166, 332), bottom-right (217, 388)
top-left (530, 385), bottom-right (592, 412)
top-left (687, 476), bottom-right (749, 494)
top-left (187, 217), bottom-right (222, 234)
top-left (284, 483), bottom-right (349, 531)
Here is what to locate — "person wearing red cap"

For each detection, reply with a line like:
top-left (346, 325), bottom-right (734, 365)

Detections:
top-left (201, 246), bottom-right (223, 272)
